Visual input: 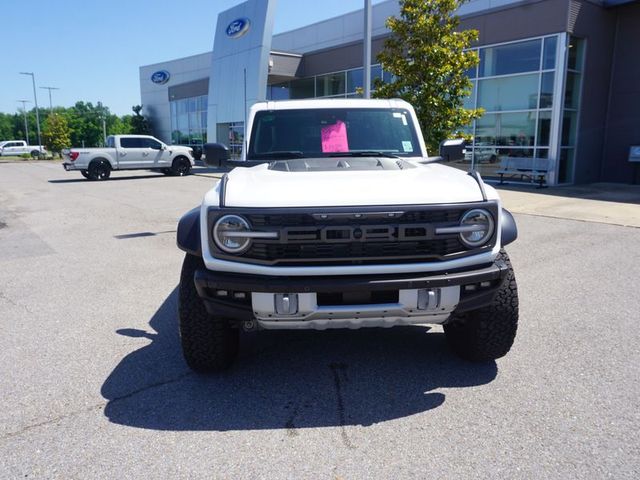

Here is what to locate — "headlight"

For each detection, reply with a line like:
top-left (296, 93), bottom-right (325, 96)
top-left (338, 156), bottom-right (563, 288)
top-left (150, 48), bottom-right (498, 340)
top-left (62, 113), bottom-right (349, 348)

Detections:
top-left (459, 209), bottom-right (494, 247)
top-left (213, 215), bottom-right (252, 253)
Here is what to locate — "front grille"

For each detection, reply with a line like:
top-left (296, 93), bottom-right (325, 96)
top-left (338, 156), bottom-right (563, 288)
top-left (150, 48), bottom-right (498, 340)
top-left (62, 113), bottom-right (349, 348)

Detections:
top-left (247, 238), bottom-right (464, 265)
top-left (209, 203), bottom-right (498, 266)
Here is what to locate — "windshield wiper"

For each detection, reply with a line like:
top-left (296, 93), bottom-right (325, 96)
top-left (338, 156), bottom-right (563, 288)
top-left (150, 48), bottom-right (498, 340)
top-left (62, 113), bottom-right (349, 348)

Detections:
top-left (327, 151), bottom-right (399, 158)
top-left (249, 151), bottom-right (305, 159)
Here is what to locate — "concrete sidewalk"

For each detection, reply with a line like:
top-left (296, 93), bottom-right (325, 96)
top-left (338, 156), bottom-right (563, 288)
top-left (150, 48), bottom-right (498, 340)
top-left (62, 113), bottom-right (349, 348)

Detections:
top-left (493, 182), bottom-right (640, 228)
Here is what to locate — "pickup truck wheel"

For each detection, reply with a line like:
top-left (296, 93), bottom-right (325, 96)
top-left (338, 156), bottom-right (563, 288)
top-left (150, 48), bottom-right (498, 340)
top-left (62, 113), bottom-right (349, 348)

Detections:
top-left (179, 253), bottom-right (239, 372)
top-left (443, 250), bottom-right (518, 362)
top-left (80, 170), bottom-right (89, 179)
top-left (88, 160), bottom-right (111, 181)
top-left (171, 157), bottom-right (191, 176)
top-left (30, 150), bottom-right (40, 158)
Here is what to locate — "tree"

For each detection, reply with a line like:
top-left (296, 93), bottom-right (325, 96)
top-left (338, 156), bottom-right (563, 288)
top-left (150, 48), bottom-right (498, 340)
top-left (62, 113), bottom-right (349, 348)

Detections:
top-left (373, 0), bottom-right (483, 153)
top-left (131, 105), bottom-right (151, 135)
top-left (42, 113), bottom-right (71, 157)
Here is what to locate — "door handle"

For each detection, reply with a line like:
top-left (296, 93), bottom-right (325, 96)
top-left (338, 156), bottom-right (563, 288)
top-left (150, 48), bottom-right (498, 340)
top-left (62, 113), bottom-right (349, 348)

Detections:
top-left (142, 152), bottom-right (149, 156)
top-left (120, 151), bottom-right (127, 156)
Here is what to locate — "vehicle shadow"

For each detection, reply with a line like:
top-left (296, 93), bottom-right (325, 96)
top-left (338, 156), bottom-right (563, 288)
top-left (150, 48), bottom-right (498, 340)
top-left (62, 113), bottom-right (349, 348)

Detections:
top-left (101, 288), bottom-right (498, 432)
top-left (48, 174), bottom-right (168, 184)
top-left (48, 167), bottom-right (224, 184)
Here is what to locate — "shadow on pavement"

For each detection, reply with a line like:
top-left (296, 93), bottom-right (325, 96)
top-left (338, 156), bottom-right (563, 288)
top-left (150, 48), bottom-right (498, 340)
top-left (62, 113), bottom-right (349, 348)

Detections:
top-left (101, 288), bottom-right (497, 432)
top-left (49, 167), bottom-right (224, 183)
top-left (48, 173), bottom-right (168, 184)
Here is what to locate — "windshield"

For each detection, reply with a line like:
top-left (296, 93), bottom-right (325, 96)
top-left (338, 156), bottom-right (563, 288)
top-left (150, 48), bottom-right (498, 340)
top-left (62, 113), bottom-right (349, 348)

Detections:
top-left (247, 108), bottom-right (423, 160)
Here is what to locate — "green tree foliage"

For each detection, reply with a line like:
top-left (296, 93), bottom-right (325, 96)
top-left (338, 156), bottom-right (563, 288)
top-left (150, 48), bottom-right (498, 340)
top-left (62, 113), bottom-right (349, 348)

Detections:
top-left (42, 113), bottom-right (72, 157)
top-left (131, 105), bottom-right (151, 135)
top-left (373, 0), bottom-right (483, 153)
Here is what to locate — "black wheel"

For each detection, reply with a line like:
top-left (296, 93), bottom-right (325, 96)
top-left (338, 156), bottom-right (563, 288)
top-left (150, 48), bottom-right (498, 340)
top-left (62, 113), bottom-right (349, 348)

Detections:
top-left (444, 250), bottom-right (518, 362)
top-left (80, 170), bottom-right (90, 179)
top-left (171, 157), bottom-right (191, 176)
top-left (30, 150), bottom-right (40, 158)
top-left (179, 254), bottom-right (239, 372)
top-left (87, 160), bottom-right (111, 181)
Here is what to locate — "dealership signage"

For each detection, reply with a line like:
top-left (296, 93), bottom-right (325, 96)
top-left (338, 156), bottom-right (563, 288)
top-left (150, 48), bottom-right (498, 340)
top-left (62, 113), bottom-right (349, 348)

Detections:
top-left (226, 18), bottom-right (251, 38)
top-left (151, 70), bottom-right (170, 85)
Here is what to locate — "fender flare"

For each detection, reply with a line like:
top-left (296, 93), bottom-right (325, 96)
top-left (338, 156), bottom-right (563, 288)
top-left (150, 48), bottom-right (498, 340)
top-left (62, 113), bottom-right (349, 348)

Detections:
top-left (501, 208), bottom-right (518, 246)
top-left (177, 207), bottom-right (201, 256)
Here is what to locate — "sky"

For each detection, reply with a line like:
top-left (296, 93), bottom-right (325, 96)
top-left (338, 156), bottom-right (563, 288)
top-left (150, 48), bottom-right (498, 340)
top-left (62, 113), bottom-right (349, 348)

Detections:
top-left (0, 0), bottom-right (385, 116)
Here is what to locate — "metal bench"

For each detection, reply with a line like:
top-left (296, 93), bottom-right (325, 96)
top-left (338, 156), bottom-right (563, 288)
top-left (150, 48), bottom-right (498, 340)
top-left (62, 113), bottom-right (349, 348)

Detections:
top-left (496, 157), bottom-right (550, 188)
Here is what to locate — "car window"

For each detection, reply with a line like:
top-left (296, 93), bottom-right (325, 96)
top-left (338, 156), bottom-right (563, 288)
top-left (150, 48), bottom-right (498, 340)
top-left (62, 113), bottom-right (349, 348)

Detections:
top-left (120, 138), bottom-right (142, 148)
top-left (143, 138), bottom-right (162, 149)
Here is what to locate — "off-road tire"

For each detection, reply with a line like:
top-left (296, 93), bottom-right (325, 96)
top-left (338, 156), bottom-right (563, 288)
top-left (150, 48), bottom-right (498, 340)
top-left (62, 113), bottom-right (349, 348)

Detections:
top-left (178, 254), bottom-right (239, 372)
top-left (444, 250), bottom-right (518, 362)
top-left (80, 170), bottom-right (90, 179)
top-left (170, 157), bottom-right (191, 176)
top-left (87, 159), bottom-right (111, 181)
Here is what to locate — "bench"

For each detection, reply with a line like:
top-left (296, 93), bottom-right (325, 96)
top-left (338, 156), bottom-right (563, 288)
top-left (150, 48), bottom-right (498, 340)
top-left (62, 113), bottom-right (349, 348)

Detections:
top-left (496, 157), bottom-right (550, 188)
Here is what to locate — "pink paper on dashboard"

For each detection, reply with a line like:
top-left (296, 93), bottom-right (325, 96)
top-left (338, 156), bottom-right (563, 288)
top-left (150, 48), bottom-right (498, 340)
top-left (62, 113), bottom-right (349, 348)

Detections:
top-left (321, 120), bottom-right (349, 152)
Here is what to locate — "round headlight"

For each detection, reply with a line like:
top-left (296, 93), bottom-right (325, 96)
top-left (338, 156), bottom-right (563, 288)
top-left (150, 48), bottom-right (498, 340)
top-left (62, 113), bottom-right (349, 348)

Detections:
top-left (459, 209), bottom-right (494, 247)
top-left (213, 214), bottom-right (251, 253)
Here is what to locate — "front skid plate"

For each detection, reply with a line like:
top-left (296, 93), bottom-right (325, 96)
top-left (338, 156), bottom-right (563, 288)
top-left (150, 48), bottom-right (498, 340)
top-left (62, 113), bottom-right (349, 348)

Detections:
top-left (257, 314), bottom-right (451, 330)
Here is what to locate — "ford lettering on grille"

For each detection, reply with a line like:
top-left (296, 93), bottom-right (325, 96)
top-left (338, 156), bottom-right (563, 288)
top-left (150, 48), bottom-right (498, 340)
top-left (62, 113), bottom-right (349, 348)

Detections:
top-left (281, 224), bottom-right (435, 243)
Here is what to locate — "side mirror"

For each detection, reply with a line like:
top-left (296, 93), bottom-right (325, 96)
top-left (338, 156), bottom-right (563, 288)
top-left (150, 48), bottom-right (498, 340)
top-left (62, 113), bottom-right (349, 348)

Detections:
top-left (203, 143), bottom-right (231, 167)
top-left (439, 139), bottom-right (466, 162)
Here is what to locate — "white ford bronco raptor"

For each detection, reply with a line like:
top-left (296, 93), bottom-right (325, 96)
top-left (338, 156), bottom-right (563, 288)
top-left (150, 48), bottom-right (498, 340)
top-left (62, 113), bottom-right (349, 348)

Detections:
top-left (177, 99), bottom-right (518, 372)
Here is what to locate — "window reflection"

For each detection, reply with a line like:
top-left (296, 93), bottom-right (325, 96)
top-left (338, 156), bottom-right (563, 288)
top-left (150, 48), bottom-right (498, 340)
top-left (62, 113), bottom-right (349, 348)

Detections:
top-left (476, 112), bottom-right (536, 147)
top-left (477, 74), bottom-right (539, 111)
top-left (170, 94), bottom-right (208, 147)
top-left (543, 36), bottom-right (557, 70)
top-left (479, 39), bottom-right (542, 77)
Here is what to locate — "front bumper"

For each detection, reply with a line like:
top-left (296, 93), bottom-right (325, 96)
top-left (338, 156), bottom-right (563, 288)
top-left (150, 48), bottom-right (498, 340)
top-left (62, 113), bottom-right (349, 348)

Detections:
top-left (194, 259), bottom-right (508, 329)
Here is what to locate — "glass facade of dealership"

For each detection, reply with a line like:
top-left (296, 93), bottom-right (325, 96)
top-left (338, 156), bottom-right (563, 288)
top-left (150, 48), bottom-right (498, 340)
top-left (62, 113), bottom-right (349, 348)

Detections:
top-left (170, 94), bottom-right (208, 146)
top-left (266, 65), bottom-right (394, 100)
top-left (459, 34), bottom-right (584, 183)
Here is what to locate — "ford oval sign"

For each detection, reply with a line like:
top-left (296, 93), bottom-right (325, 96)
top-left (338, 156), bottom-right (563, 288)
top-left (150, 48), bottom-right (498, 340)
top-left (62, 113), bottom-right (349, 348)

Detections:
top-left (151, 70), bottom-right (170, 85)
top-left (226, 18), bottom-right (250, 38)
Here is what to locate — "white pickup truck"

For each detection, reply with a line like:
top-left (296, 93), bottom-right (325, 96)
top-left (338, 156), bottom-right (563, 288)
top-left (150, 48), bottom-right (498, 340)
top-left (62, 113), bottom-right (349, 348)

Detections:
top-left (62, 134), bottom-right (195, 180)
top-left (0, 140), bottom-right (47, 157)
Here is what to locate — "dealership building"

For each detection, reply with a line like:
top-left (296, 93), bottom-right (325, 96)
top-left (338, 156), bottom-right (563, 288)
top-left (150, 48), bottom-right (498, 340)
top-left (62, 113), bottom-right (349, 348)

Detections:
top-left (139, 0), bottom-right (640, 185)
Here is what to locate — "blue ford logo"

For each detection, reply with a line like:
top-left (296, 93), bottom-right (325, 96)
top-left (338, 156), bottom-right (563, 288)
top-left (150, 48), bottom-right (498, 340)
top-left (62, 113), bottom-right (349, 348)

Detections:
top-left (226, 18), bottom-right (250, 38)
top-left (151, 70), bottom-right (170, 85)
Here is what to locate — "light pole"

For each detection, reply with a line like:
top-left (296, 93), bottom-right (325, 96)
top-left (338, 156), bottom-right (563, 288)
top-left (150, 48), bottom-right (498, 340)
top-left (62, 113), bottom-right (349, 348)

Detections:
top-left (97, 101), bottom-right (107, 146)
top-left (19, 72), bottom-right (42, 155)
top-left (17, 99), bottom-right (31, 144)
top-left (40, 86), bottom-right (60, 112)
top-left (363, 0), bottom-right (372, 99)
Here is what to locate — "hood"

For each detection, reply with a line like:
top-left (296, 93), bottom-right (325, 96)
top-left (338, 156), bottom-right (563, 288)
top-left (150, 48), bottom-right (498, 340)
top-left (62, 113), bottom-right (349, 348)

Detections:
top-left (223, 161), bottom-right (485, 207)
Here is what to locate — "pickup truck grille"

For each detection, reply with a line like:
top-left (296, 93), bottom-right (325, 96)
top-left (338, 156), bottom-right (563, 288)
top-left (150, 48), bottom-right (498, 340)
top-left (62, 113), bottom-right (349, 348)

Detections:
top-left (209, 204), bottom-right (497, 266)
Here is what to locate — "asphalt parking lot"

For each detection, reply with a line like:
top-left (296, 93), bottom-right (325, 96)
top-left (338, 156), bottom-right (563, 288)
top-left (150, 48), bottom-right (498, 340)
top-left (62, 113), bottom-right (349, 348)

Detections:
top-left (1, 162), bottom-right (639, 479)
